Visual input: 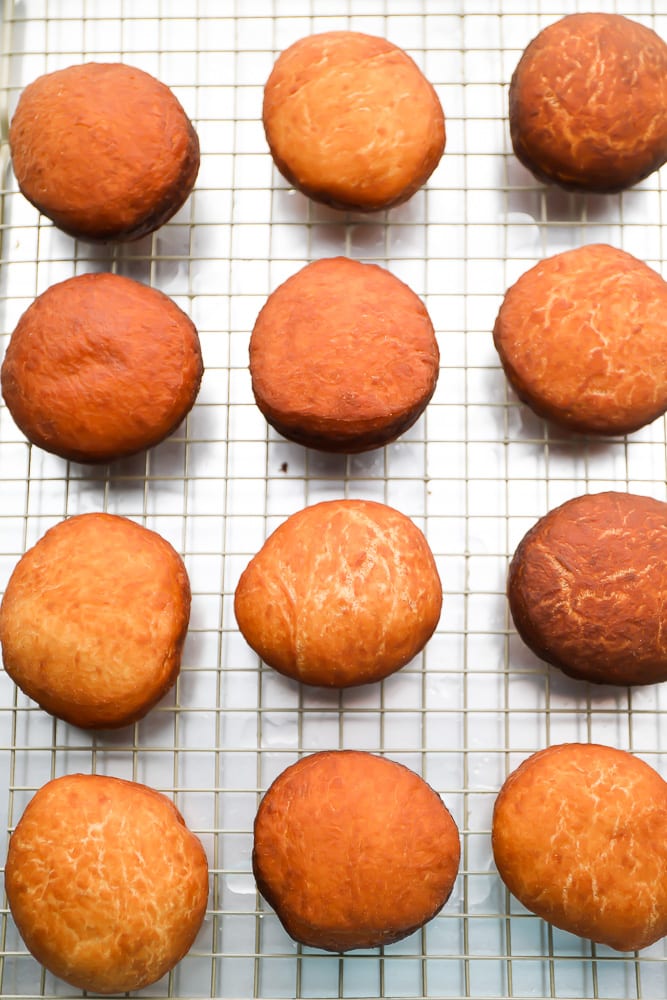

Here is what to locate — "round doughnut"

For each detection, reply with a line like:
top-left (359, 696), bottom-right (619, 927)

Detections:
top-left (492, 742), bottom-right (667, 951)
top-left (509, 13), bottom-right (667, 192)
top-left (0, 512), bottom-right (191, 729)
top-left (234, 498), bottom-right (442, 688)
top-left (253, 750), bottom-right (460, 951)
top-left (1, 272), bottom-right (203, 464)
top-left (263, 30), bottom-right (445, 211)
top-left (508, 491), bottom-right (667, 686)
top-left (5, 773), bottom-right (209, 993)
top-left (9, 62), bottom-right (200, 242)
top-left (249, 256), bottom-right (440, 453)
top-left (493, 243), bottom-right (667, 435)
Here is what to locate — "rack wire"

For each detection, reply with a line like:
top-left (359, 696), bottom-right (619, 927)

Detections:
top-left (0, 1), bottom-right (666, 998)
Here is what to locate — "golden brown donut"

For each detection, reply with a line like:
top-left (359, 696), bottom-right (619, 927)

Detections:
top-left (253, 750), bottom-right (460, 951)
top-left (5, 773), bottom-right (209, 993)
top-left (1, 272), bottom-right (203, 464)
top-left (0, 512), bottom-right (191, 728)
top-left (508, 491), bottom-right (667, 686)
top-left (509, 13), bottom-right (667, 192)
top-left (249, 257), bottom-right (440, 452)
top-left (9, 62), bottom-right (200, 241)
top-left (493, 244), bottom-right (667, 435)
top-left (492, 743), bottom-right (667, 951)
top-left (263, 31), bottom-right (445, 211)
top-left (234, 498), bottom-right (442, 688)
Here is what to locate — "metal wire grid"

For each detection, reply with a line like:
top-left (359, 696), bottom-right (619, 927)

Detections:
top-left (0, 1), bottom-right (666, 998)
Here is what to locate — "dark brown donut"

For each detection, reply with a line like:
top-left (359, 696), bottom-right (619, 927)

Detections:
top-left (509, 13), bottom-right (667, 192)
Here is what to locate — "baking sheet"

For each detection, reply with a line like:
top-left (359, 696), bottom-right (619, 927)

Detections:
top-left (0, 1), bottom-right (666, 998)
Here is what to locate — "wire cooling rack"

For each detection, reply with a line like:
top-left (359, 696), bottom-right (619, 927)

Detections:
top-left (0, 1), bottom-right (666, 998)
